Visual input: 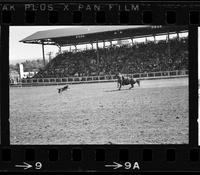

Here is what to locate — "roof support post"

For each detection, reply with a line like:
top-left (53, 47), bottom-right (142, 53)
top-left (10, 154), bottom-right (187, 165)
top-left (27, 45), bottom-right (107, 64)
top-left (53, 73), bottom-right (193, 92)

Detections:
top-left (131, 38), bottom-right (133, 45)
top-left (167, 32), bottom-right (170, 64)
top-left (70, 46), bottom-right (71, 52)
top-left (75, 45), bottom-right (77, 52)
top-left (57, 45), bottom-right (61, 54)
top-left (103, 41), bottom-right (105, 49)
top-left (42, 42), bottom-right (46, 66)
top-left (96, 41), bottom-right (99, 50)
top-left (96, 41), bottom-right (100, 75)
top-left (167, 32), bottom-right (170, 42)
top-left (91, 43), bottom-right (93, 50)
top-left (177, 32), bottom-right (180, 40)
top-left (165, 32), bottom-right (171, 64)
top-left (110, 40), bottom-right (112, 47)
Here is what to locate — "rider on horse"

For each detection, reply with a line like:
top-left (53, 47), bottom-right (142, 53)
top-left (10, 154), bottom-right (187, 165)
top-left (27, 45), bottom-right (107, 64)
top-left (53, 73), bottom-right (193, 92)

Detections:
top-left (118, 73), bottom-right (124, 80)
top-left (116, 72), bottom-right (140, 90)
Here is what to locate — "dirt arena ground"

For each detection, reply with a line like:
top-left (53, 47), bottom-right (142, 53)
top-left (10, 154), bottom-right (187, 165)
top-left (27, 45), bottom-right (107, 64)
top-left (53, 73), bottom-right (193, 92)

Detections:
top-left (10, 77), bottom-right (188, 144)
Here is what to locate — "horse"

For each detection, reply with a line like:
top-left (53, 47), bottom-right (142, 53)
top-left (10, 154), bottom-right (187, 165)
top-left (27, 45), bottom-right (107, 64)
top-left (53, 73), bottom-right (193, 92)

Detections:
top-left (116, 74), bottom-right (140, 90)
top-left (58, 84), bottom-right (69, 93)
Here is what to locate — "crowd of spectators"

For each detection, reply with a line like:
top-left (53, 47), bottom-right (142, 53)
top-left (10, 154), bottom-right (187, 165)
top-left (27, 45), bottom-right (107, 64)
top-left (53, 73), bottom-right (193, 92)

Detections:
top-left (34, 37), bottom-right (188, 78)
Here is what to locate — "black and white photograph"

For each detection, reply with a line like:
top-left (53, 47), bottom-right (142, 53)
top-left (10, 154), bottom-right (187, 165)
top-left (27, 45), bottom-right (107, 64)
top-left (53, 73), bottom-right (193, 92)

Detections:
top-left (0, 25), bottom-right (1, 144)
top-left (9, 26), bottom-right (189, 144)
top-left (198, 27), bottom-right (200, 146)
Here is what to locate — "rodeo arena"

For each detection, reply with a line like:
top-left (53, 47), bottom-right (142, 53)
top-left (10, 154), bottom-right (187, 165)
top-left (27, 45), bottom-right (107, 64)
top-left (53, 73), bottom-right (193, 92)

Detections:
top-left (10, 26), bottom-right (189, 144)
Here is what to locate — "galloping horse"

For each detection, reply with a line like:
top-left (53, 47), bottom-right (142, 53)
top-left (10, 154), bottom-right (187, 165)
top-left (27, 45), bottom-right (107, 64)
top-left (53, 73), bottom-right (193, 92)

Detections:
top-left (116, 73), bottom-right (140, 90)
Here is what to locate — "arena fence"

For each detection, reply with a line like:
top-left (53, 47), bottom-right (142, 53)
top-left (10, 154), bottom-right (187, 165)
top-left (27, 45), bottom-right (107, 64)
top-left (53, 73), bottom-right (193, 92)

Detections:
top-left (10, 70), bottom-right (188, 87)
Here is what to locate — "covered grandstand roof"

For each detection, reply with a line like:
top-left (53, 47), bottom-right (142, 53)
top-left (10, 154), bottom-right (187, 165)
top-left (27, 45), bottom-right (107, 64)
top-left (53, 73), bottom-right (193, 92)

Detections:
top-left (20, 26), bottom-right (145, 42)
top-left (20, 26), bottom-right (188, 46)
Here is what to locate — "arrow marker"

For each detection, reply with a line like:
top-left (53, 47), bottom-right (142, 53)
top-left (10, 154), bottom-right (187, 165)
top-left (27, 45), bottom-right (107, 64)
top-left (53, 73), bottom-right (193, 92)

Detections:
top-left (105, 162), bottom-right (123, 169)
top-left (15, 162), bottom-right (32, 170)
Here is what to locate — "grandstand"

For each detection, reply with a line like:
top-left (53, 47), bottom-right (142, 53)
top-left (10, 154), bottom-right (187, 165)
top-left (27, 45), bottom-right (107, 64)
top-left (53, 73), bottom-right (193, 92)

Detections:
top-left (20, 26), bottom-right (188, 84)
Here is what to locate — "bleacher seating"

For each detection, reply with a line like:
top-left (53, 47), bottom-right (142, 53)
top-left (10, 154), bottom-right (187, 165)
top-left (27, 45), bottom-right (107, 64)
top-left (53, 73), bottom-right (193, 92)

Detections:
top-left (34, 37), bottom-right (188, 78)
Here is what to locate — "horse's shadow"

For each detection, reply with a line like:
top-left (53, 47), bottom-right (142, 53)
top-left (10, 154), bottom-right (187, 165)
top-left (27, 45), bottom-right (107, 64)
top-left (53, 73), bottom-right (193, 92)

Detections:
top-left (105, 88), bottom-right (134, 92)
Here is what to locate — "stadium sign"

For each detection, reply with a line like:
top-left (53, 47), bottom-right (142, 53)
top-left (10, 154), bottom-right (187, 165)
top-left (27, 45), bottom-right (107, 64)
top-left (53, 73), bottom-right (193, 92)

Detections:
top-left (76, 35), bottom-right (85, 39)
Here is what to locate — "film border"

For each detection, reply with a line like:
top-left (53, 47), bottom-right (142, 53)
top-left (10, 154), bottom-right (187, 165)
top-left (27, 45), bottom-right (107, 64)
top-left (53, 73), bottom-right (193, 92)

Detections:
top-left (0, 1), bottom-right (199, 25)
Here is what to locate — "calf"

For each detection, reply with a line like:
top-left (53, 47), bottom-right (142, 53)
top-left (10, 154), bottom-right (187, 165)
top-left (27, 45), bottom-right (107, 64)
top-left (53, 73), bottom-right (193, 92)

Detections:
top-left (58, 84), bottom-right (69, 93)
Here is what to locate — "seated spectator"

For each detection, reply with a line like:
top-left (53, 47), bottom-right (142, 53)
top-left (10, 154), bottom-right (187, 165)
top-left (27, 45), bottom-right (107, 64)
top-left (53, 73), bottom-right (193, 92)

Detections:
top-left (34, 37), bottom-right (188, 78)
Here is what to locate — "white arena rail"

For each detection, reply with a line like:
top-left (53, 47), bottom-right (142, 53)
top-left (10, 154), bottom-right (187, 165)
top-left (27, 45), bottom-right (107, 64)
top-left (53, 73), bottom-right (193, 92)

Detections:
top-left (10, 70), bottom-right (188, 87)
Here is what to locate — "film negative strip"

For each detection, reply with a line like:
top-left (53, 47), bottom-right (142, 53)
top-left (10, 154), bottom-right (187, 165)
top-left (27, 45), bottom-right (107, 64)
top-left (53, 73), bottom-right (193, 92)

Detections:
top-left (0, 0), bottom-right (199, 172)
